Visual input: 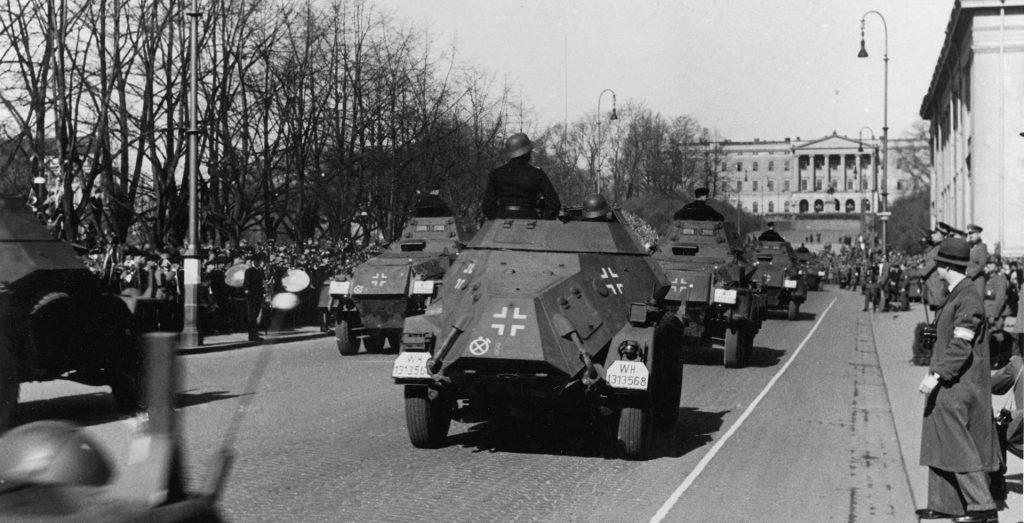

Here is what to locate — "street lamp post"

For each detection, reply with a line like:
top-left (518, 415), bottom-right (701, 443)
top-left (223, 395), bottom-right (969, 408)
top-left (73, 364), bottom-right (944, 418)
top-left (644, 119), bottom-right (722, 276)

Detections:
top-left (596, 89), bottom-right (618, 194)
top-left (857, 126), bottom-right (878, 245)
top-left (858, 10), bottom-right (889, 257)
top-left (181, 0), bottom-right (202, 347)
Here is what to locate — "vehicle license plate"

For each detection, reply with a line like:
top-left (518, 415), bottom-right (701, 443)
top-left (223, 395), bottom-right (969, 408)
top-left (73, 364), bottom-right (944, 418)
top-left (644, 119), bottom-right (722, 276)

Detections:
top-left (392, 352), bottom-right (430, 379)
top-left (783, 279), bottom-right (798, 289)
top-left (713, 289), bottom-right (738, 304)
top-left (605, 361), bottom-right (649, 390)
top-left (412, 280), bottom-right (434, 295)
top-left (329, 281), bottom-right (350, 295)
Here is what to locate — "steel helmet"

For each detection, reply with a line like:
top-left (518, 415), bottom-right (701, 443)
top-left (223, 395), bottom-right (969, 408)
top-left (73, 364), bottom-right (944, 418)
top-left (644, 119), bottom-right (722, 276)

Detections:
top-left (505, 133), bottom-right (533, 159)
top-left (0, 420), bottom-right (113, 487)
top-left (582, 194), bottom-right (611, 220)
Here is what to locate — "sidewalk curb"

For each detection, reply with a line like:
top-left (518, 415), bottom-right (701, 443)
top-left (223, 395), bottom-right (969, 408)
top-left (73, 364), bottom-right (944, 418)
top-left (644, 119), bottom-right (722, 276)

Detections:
top-left (178, 331), bottom-right (329, 355)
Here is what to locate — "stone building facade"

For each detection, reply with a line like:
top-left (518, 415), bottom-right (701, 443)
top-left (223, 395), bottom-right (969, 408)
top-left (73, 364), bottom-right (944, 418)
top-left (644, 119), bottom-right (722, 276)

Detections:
top-left (920, 0), bottom-right (1024, 257)
top-left (710, 133), bottom-right (919, 218)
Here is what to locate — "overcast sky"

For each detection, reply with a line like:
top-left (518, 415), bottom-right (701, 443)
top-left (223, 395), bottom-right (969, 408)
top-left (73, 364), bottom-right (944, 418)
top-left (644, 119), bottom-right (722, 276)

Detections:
top-left (374, 0), bottom-right (953, 142)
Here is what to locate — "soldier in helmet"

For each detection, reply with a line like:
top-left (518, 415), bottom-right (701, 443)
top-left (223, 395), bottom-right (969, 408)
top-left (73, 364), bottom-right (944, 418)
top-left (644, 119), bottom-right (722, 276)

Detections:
top-left (673, 187), bottom-right (724, 221)
top-left (581, 193), bottom-right (612, 222)
top-left (482, 132), bottom-right (561, 220)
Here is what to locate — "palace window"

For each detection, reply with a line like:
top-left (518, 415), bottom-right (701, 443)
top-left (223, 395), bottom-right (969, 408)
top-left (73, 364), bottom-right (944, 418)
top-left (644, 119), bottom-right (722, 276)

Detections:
top-left (767, 179), bottom-right (774, 191)
top-left (783, 180), bottom-right (790, 192)
top-left (752, 181), bottom-right (759, 191)
top-left (752, 161), bottom-right (759, 172)
top-left (768, 161), bottom-right (774, 172)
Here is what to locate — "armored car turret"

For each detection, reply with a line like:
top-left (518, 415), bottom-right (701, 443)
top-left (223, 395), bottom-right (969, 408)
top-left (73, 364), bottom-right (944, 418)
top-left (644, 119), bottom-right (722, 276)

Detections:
top-left (391, 210), bottom-right (683, 460)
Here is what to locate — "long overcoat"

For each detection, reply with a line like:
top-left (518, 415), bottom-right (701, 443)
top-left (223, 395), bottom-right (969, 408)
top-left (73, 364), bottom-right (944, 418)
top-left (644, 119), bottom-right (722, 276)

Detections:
top-left (920, 277), bottom-right (1000, 472)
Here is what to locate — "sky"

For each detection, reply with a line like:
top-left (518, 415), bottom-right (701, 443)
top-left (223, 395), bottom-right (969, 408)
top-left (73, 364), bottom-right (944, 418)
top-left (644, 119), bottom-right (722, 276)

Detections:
top-left (373, 0), bottom-right (954, 142)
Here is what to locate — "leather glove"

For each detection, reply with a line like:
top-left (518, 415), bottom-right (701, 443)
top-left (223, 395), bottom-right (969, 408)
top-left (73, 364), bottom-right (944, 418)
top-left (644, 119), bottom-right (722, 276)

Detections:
top-left (919, 372), bottom-right (940, 394)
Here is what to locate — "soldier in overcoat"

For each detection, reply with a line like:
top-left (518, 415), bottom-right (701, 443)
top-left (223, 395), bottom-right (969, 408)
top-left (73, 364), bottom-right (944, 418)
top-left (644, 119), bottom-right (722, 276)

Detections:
top-left (916, 237), bottom-right (1001, 523)
top-left (966, 224), bottom-right (989, 298)
top-left (921, 224), bottom-right (949, 309)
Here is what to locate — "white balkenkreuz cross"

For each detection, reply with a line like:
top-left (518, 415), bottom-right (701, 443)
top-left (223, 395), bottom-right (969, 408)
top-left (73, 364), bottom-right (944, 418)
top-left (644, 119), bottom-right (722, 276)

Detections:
top-left (490, 306), bottom-right (527, 336)
top-left (371, 272), bottom-right (388, 286)
top-left (671, 277), bottom-right (688, 294)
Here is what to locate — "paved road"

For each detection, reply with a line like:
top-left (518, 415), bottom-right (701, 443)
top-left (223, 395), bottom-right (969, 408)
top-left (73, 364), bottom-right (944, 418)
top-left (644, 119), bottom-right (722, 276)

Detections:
top-left (16, 287), bottom-right (918, 522)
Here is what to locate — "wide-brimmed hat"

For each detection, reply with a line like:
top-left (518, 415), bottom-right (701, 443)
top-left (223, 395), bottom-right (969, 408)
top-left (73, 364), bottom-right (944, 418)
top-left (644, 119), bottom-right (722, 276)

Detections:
top-left (935, 221), bottom-right (952, 235)
top-left (934, 237), bottom-right (970, 266)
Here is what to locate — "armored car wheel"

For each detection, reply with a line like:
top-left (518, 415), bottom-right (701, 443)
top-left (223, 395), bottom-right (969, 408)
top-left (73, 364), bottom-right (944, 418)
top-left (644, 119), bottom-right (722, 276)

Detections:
top-left (618, 406), bottom-right (651, 460)
top-left (0, 338), bottom-right (18, 432)
top-left (336, 320), bottom-right (358, 356)
top-left (404, 385), bottom-right (451, 448)
top-left (723, 327), bottom-right (741, 368)
top-left (740, 328), bottom-right (756, 361)
top-left (787, 301), bottom-right (799, 321)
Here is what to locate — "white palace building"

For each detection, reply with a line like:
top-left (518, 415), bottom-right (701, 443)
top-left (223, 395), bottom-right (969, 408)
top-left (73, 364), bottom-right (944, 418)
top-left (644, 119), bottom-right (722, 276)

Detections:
top-left (708, 133), bottom-right (920, 218)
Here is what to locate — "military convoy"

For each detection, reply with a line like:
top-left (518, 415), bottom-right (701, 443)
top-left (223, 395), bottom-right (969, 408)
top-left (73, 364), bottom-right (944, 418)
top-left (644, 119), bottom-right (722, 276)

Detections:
top-left (323, 215), bottom-right (469, 355)
top-left (391, 209), bottom-right (682, 459)
top-left (747, 240), bottom-right (808, 321)
top-left (0, 197), bottom-right (142, 431)
top-left (653, 220), bottom-right (766, 368)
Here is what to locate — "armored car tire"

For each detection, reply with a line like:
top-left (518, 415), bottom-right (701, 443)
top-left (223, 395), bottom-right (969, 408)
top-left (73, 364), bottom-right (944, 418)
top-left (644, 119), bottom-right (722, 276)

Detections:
top-left (724, 327), bottom-right (742, 368)
top-left (787, 301), bottom-right (799, 321)
top-left (336, 320), bottom-right (358, 356)
top-left (404, 385), bottom-right (452, 448)
top-left (0, 338), bottom-right (18, 432)
top-left (618, 405), bottom-right (651, 460)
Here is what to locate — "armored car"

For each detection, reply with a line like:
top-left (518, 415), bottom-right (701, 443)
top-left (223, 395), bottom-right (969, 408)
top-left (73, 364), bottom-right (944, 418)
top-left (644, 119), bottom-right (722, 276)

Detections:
top-left (392, 210), bottom-right (682, 460)
top-left (326, 215), bottom-right (468, 355)
top-left (653, 220), bottom-right (766, 367)
top-left (0, 197), bottom-right (142, 430)
top-left (747, 239), bottom-right (807, 320)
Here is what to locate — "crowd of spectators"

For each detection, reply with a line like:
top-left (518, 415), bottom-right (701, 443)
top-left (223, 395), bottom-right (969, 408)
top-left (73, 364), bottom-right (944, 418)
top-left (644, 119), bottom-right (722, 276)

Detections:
top-left (81, 238), bottom-right (385, 334)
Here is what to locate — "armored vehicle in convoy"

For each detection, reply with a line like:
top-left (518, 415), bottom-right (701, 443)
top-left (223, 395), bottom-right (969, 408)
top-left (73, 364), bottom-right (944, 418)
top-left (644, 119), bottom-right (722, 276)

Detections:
top-left (794, 250), bottom-right (825, 291)
top-left (747, 239), bottom-right (807, 320)
top-left (325, 215), bottom-right (469, 355)
top-left (653, 220), bottom-right (766, 368)
top-left (391, 209), bottom-right (682, 460)
top-left (0, 197), bottom-right (142, 430)
top-left (0, 333), bottom-right (229, 522)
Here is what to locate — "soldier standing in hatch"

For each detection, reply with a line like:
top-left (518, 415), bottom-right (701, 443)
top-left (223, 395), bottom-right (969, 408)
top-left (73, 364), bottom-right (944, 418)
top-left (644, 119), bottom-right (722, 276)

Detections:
top-left (915, 237), bottom-right (1000, 523)
top-left (757, 221), bottom-right (785, 242)
top-left (482, 133), bottom-right (561, 220)
top-left (966, 224), bottom-right (989, 298)
top-left (414, 184), bottom-right (453, 217)
top-left (673, 187), bottom-right (724, 221)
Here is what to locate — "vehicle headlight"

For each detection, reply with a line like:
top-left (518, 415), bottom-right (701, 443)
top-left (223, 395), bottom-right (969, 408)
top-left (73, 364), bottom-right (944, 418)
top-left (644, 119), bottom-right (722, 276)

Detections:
top-left (617, 340), bottom-right (645, 361)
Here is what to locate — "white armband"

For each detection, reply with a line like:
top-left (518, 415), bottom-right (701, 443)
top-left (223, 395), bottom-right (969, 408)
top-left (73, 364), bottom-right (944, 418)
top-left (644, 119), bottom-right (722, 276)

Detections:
top-left (953, 326), bottom-right (975, 341)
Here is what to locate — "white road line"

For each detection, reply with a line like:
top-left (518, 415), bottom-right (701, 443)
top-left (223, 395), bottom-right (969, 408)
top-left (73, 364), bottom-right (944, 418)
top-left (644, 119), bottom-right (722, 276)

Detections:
top-left (650, 297), bottom-right (838, 523)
